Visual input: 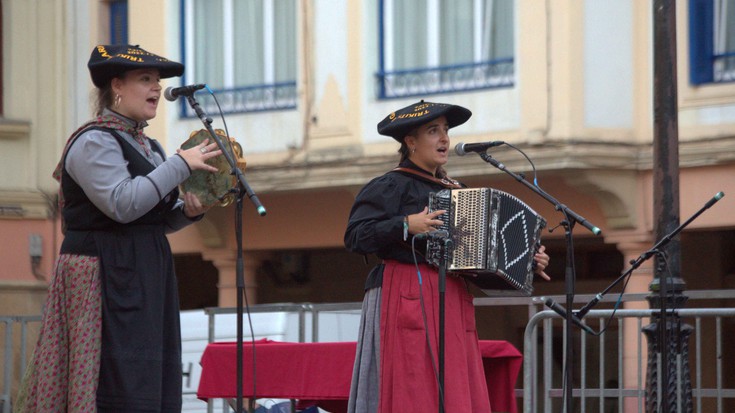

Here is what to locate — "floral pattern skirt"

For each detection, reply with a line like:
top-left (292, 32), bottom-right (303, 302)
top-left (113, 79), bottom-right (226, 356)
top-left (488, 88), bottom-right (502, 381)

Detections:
top-left (14, 254), bottom-right (102, 413)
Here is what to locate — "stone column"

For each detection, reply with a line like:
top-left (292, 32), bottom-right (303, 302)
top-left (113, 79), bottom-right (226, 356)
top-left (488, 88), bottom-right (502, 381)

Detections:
top-left (615, 239), bottom-right (655, 412)
top-left (203, 249), bottom-right (264, 308)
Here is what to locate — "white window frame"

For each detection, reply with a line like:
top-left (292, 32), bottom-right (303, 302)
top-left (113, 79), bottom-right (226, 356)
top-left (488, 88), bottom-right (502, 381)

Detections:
top-left (713, 0), bottom-right (735, 82)
top-left (382, 0), bottom-right (501, 72)
top-left (180, 0), bottom-right (297, 115)
top-left (378, 0), bottom-right (514, 98)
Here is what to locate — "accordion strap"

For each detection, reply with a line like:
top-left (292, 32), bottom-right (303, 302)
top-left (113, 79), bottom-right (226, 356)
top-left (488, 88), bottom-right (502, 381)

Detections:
top-left (391, 167), bottom-right (463, 189)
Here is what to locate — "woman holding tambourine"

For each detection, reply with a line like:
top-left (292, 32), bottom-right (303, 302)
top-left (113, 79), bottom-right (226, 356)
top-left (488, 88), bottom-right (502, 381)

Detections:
top-left (15, 44), bottom-right (222, 412)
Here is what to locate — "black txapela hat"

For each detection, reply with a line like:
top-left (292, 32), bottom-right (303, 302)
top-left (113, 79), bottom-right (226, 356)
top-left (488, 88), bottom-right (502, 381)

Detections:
top-left (87, 44), bottom-right (185, 88)
top-left (377, 100), bottom-right (472, 142)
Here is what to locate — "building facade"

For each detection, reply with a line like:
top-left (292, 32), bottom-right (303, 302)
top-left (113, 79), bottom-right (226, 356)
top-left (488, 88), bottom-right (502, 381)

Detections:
top-left (2, 0), bottom-right (735, 408)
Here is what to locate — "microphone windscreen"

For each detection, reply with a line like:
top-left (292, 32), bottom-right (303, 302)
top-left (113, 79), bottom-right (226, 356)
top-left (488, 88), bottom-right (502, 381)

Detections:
top-left (163, 87), bottom-right (177, 102)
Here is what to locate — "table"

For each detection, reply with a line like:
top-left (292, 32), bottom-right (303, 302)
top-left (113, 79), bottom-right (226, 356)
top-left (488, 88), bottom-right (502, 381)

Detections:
top-left (197, 339), bottom-right (522, 413)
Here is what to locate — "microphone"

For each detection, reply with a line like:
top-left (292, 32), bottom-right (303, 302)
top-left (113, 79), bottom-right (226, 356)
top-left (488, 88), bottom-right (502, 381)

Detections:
top-left (575, 293), bottom-right (602, 319)
top-left (164, 84), bottom-right (207, 101)
top-left (543, 298), bottom-right (596, 335)
top-left (415, 230), bottom-right (450, 240)
top-left (576, 190), bottom-right (724, 318)
top-left (704, 191), bottom-right (725, 210)
top-left (454, 141), bottom-right (505, 156)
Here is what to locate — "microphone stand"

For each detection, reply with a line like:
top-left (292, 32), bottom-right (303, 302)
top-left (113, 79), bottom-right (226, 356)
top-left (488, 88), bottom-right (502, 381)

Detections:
top-left (478, 152), bottom-right (601, 413)
top-left (437, 235), bottom-right (452, 413)
top-left (185, 94), bottom-right (267, 217)
top-left (184, 93), bottom-right (267, 413)
top-left (575, 191), bottom-right (725, 320)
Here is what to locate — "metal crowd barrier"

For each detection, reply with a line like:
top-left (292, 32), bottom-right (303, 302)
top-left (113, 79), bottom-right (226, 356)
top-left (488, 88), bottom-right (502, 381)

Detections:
top-left (202, 302), bottom-right (364, 344)
top-left (4, 290), bottom-right (735, 413)
top-left (0, 315), bottom-right (41, 413)
top-left (502, 291), bottom-right (735, 413)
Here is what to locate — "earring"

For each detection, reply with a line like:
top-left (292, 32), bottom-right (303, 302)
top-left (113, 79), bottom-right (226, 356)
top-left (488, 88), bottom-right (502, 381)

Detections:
top-left (114, 94), bottom-right (121, 108)
top-left (411, 147), bottom-right (416, 154)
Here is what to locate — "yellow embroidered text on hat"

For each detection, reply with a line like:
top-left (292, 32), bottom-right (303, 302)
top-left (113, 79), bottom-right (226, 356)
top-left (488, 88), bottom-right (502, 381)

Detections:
top-left (377, 100), bottom-right (472, 142)
top-left (87, 44), bottom-right (185, 88)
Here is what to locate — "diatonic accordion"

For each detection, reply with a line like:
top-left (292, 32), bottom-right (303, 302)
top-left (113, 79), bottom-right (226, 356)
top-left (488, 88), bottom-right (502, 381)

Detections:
top-left (426, 188), bottom-right (546, 296)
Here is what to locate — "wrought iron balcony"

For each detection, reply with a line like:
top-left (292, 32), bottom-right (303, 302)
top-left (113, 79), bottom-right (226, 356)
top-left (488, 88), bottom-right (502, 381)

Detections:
top-left (376, 58), bottom-right (514, 99)
top-left (713, 52), bottom-right (735, 83)
top-left (181, 81), bottom-right (298, 117)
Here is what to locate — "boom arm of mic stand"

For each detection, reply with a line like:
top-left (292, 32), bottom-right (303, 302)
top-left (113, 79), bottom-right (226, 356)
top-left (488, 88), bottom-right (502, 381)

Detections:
top-left (575, 191), bottom-right (725, 319)
top-left (478, 152), bottom-right (601, 236)
top-left (575, 250), bottom-right (655, 319)
top-left (477, 151), bottom-right (593, 413)
top-left (185, 94), bottom-right (267, 216)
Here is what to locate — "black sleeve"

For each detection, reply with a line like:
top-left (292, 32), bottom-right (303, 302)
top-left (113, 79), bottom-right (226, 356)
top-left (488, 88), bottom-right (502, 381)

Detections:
top-left (344, 174), bottom-right (406, 256)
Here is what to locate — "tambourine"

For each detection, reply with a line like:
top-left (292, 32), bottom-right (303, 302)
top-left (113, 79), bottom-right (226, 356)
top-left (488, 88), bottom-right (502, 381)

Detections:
top-left (179, 129), bottom-right (247, 208)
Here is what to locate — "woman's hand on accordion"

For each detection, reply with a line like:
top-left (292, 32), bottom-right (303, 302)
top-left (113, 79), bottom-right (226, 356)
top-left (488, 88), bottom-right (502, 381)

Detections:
top-left (407, 207), bottom-right (446, 236)
top-left (534, 244), bottom-right (551, 281)
top-left (176, 139), bottom-right (223, 172)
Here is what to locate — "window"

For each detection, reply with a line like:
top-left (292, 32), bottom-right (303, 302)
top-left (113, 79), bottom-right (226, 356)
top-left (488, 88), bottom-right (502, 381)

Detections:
top-left (689, 0), bottom-right (735, 84)
top-left (110, 0), bottom-right (128, 45)
top-left (377, 0), bottom-right (514, 99)
top-left (180, 0), bottom-right (297, 116)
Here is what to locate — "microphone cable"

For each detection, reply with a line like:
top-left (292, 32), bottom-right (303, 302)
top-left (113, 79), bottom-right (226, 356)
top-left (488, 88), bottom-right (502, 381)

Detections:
top-left (583, 249), bottom-right (669, 337)
top-left (500, 141), bottom-right (540, 188)
top-left (204, 86), bottom-right (241, 174)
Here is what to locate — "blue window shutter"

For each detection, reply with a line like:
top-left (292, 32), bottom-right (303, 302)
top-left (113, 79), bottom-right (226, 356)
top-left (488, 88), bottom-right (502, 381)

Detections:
top-left (689, 0), bottom-right (714, 85)
top-left (110, 1), bottom-right (128, 45)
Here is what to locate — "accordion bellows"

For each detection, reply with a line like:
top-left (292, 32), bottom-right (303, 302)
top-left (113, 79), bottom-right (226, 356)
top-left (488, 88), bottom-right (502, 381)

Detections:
top-left (427, 188), bottom-right (546, 296)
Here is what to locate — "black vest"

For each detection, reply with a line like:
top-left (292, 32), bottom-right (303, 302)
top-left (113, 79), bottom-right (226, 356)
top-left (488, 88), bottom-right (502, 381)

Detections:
top-left (60, 127), bottom-right (179, 255)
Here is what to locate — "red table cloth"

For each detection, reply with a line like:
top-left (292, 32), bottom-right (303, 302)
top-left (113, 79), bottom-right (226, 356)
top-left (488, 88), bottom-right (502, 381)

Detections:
top-left (197, 339), bottom-right (522, 413)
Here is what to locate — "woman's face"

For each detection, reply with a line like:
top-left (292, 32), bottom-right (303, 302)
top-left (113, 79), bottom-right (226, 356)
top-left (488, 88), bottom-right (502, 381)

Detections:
top-left (111, 68), bottom-right (162, 122)
top-left (405, 115), bottom-right (450, 175)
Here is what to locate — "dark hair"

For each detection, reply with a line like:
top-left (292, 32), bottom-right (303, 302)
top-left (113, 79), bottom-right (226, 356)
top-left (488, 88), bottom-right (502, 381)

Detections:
top-left (398, 128), bottom-right (419, 161)
top-left (93, 83), bottom-right (115, 116)
top-left (398, 141), bottom-right (410, 161)
top-left (397, 131), bottom-right (448, 178)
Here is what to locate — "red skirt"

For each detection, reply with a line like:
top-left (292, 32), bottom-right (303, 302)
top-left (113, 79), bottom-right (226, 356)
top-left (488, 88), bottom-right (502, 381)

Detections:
top-left (379, 260), bottom-right (491, 412)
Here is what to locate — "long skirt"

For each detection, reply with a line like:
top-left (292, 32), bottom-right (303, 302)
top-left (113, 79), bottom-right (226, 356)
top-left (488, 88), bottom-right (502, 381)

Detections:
top-left (14, 254), bottom-right (103, 413)
top-left (347, 260), bottom-right (492, 413)
top-left (14, 226), bottom-right (182, 413)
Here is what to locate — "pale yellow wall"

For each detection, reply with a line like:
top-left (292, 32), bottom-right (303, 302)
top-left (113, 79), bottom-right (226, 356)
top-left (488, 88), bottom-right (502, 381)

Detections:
top-left (0, 0), bottom-right (70, 195)
top-left (517, 0), bottom-right (550, 142)
top-left (1, 0), bottom-right (734, 291)
top-left (0, 5), bottom-right (733, 403)
top-left (128, 0), bottom-right (174, 146)
top-left (44, 0), bottom-right (735, 258)
top-left (0, 0), bottom-right (109, 287)
top-left (0, 0), bottom-right (71, 285)
top-left (546, 0), bottom-right (586, 140)
top-left (632, 0), bottom-right (655, 143)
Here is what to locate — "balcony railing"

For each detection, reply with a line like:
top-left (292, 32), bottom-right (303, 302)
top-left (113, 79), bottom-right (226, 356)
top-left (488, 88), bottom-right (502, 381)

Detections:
top-left (713, 52), bottom-right (735, 83)
top-left (180, 81), bottom-right (298, 118)
top-left (376, 58), bottom-right (514, 99)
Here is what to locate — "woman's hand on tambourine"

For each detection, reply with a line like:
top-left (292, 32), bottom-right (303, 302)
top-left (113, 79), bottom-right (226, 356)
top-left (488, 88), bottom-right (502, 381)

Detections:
top-left (182, 191), bottom-right (210, 218)
top-left (534, 244), bottom-right (551, 281)
top-left (176, 139), bottom-right (222, 172)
